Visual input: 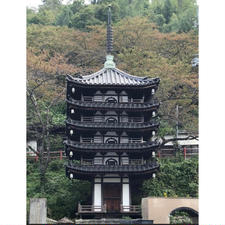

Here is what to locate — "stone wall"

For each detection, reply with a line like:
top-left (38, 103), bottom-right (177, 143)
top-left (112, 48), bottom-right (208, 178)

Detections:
top-left (29, 198), bottom-right (47, 224)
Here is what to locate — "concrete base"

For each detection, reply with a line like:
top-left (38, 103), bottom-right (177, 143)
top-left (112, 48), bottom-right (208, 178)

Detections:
top-left (75, 218), bottom-right (153, 224)
top-left (142, 197), bottom-right (198, 224)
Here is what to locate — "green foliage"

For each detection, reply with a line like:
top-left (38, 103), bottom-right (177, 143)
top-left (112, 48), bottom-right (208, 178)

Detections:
top-left (158, 120), bottom-right (175, 137)
top-left (56, 6), bottom-right (73, 27)
top-left (170, 211), bottom-right (192, 224)
top-left (50, 101), bottom-right (66, 126)
top-left (71, 5), bottom-right (102, 30)
top-left (27, 160), bottom-right (91, 220)
top-left (27, 0), bottom-right (198, 34)
top-left (143, 157), bottom-right (198, 198)
top-left (148, 0), bottom-right (198, 33)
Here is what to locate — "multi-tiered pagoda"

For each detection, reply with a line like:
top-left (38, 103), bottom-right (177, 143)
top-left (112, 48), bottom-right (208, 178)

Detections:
top-left (64, 6), bottom-right (160, 219)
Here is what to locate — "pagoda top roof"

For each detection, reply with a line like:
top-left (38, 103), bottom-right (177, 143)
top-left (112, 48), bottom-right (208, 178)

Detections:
top-left (67, 67), bottom-right (159, 87)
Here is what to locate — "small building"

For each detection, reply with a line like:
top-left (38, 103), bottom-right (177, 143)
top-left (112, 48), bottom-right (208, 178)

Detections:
top-left (64, 6), bottom-right (160, 218)
top-left (159, 132), bottom-right (199, 158)
top-left (27, 140), bottom-right (37, 157)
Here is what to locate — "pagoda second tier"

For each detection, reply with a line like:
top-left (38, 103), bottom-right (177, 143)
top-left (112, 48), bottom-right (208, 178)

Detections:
top-left (64, 140), bottom-right (160, 154)
top-left (66, 99), bottom-right (160, 112)
top-left (66, 119), bottom-right (159, 132)
top-left (66, 162), bottom-right (159, 180)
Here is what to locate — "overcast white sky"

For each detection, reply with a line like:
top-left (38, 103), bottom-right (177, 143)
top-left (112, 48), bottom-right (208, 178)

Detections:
top-left (27, 0), bottom-right (199, 9)
top-left (27, 0), bottom-right (91, 8)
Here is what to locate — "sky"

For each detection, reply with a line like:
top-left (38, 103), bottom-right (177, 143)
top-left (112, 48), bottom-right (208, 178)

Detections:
top-left (27, 0), bottom-right (199, 9)
top-left (27, 0), bottom-right (91, 8)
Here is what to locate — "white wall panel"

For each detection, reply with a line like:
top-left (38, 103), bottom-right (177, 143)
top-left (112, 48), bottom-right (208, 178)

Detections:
top-left (122, 183), bottom-right (130, 211)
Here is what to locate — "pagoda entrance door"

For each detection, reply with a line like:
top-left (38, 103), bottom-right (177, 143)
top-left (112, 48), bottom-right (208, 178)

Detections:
top-left (103, 183), bottom-right (121, 212)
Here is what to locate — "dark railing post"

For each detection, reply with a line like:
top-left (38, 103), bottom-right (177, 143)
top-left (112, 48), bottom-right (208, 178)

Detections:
top-left (35, 154), bottom-right (38, 162)
top-left (120, 204), bottom-right (123, 212)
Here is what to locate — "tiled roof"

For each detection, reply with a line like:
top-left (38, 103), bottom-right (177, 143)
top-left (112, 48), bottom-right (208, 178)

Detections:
top-left (68, 68), bottom-right (159, 86)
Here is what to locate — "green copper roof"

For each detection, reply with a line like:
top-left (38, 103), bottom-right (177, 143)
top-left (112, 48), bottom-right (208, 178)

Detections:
top-left (104, 55), bottom-right (116, 69)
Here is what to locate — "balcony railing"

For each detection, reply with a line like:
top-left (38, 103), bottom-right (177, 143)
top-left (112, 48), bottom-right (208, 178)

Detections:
top-left (120, 205), bottom-right (141, 213)
top-left (72, 159), bottom-right (150, 166)
top-left (66, 99), bottom-right (159, 111)
top-left (78, 203), bottom-right (141, 214)
top-left (65, 140), bottom-right (159, 152)
top-left (66, 119), bottom-right (159, 131)
top-left (78, 203), bottom-right (106, 213)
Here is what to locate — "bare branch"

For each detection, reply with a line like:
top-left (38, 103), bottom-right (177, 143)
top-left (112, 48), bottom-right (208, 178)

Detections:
top-left (48, 87), bottom-right (66, 109)
top-left (27, 88), bottom-right (44, 126)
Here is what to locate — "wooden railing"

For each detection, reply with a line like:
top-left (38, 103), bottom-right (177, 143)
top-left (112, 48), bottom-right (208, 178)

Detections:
top-left (78, 203), bottom-right (140, 214)
top-left (158, 147), bottom-right (198, 159)
top-left (27, 150), bottom-right (65, 161)
top-left (78, 203), bottom-right (107, 213)
top-left (120, 205), bottom-right (141, 213)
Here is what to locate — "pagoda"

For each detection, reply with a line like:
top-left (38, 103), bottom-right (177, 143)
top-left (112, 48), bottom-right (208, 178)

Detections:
top-left (65, 6), bottom-right (160, 218)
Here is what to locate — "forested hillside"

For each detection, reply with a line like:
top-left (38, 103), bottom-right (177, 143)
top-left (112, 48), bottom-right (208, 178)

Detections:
top-left (27, 0), bottom-right (198, 220)
top-left (27, 0), bottom-right (198, 140)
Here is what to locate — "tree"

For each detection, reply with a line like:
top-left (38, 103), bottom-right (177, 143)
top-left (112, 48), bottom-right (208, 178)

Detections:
top-left (56, 5), bottom-right (73, 27)
top-left (143, 157), bottom-right (198, 198)
top-left (114, 17), bottom-right (198, 134)
top-left (27, 46), bottom-right (80, 191)
top-left (162, 0), bottom-right (173, 23)
top-left (27, 73), bottom-right (65, 192)
top-left (147, 0), bottom-right (198, 33)
top-left (27, 160), bottom-right (91, 219)
top-left (71, 6), bottom-right (102, 30)
top-left (27, 17), bottom-right (198, 136)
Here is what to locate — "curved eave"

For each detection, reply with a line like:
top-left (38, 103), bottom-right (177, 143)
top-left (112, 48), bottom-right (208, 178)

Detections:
top-left (64, 140), bottom-right (160, 153)
top-left (66, 163), bottom-right (159, 180)
top-left (66, 99), bottom-right (160, 112)
top-left (66, 119), bottom-right (159, 132)
top-left (66, 75), bottom-right (160, 89)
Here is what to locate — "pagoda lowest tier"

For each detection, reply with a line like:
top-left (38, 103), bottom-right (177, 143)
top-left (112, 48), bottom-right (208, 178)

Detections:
top-left (66, 162), bottom-right (159, 180)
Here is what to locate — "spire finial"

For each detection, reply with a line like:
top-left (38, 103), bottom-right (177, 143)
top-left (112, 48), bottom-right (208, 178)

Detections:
top-left (107, 4), bottom-right (113, 54)
top-left (104, 4), bottom-right (115, 69)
